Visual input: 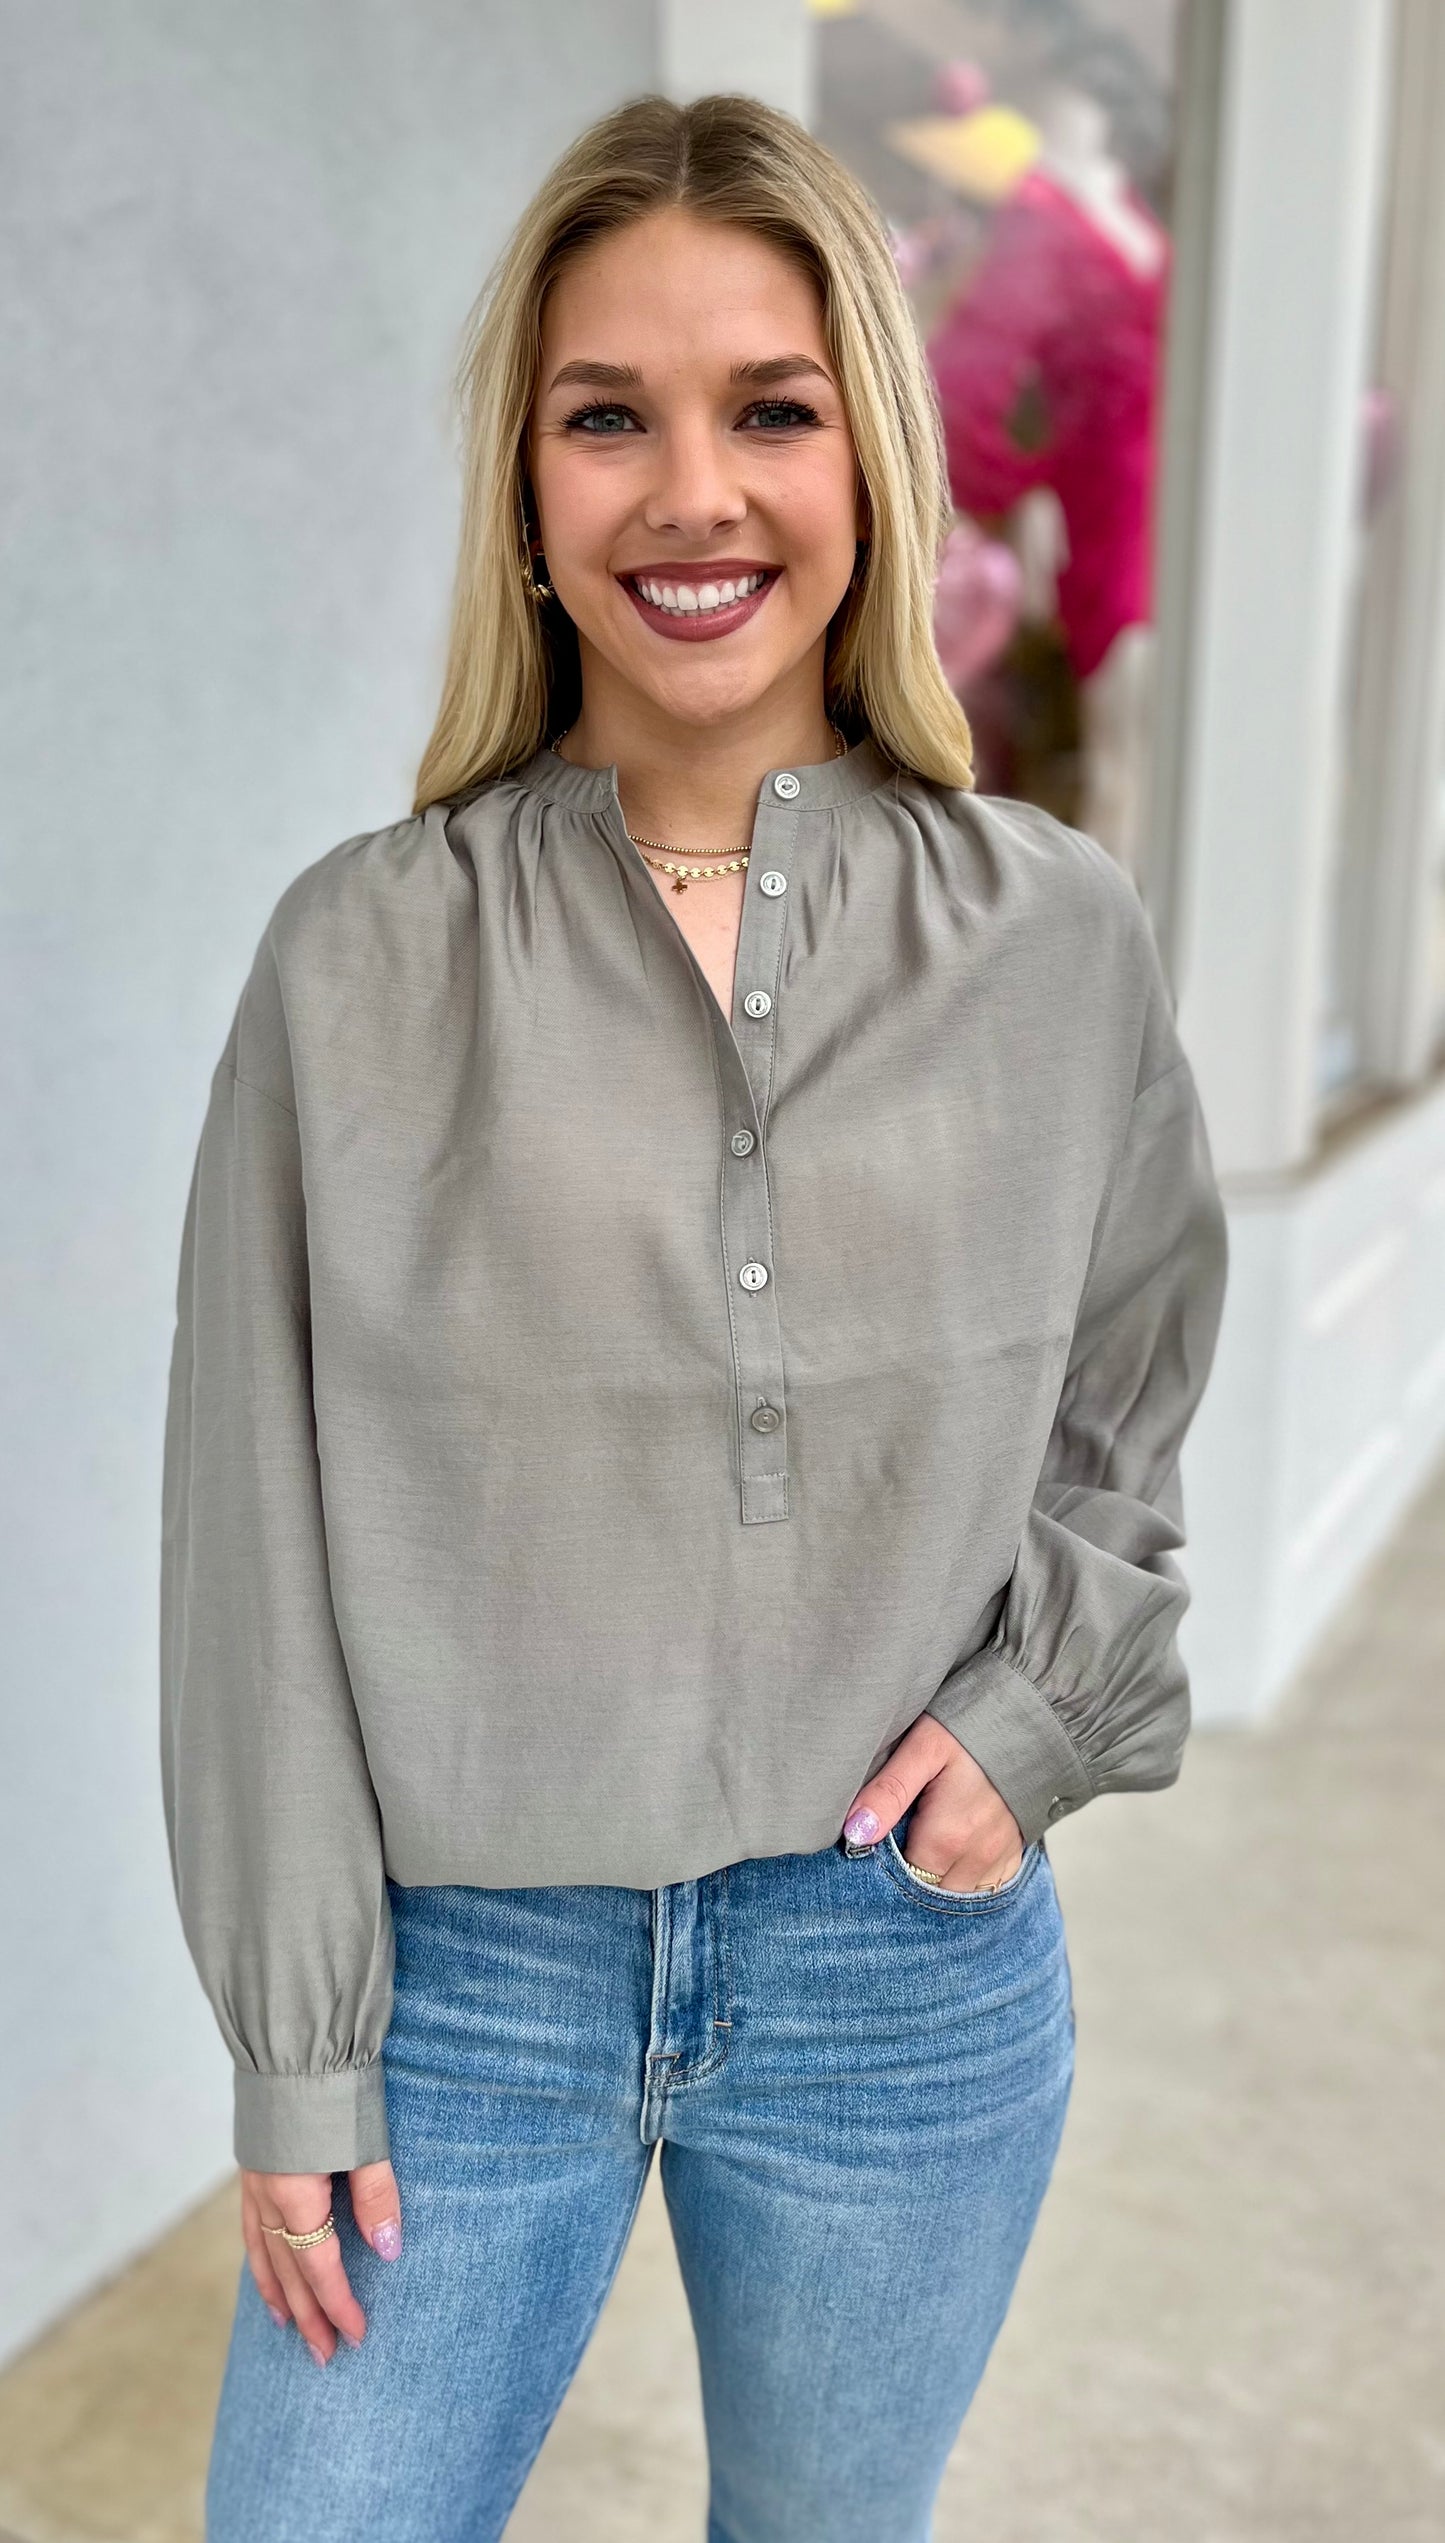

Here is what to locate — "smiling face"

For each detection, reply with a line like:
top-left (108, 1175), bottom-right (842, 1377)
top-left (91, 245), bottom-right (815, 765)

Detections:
top-left (527, 208), bottom-right (865, 740)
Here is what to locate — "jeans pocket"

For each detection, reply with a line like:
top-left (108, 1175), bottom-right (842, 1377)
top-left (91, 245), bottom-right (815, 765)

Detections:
top-left (881, 1824), bottom-right (1042, 1912)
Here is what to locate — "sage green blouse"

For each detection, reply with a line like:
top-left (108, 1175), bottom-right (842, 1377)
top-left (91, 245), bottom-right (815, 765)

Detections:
top-left (160, 735), bottom-right (1229, 2173)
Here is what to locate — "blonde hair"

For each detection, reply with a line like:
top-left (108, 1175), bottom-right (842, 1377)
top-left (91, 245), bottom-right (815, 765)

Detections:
top-left (412, 92), bottom-right (974, 812)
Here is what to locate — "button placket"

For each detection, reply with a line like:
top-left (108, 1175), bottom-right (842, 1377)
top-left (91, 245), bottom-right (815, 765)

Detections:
top-left (718, 781), bottom-right (800, 1525)
top-left (604, 767), bottom-right (800, 1528)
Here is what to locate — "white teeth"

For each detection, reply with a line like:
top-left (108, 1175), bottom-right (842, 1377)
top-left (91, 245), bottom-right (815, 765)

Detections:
top-left (635, 570), bottom-right (767, 614)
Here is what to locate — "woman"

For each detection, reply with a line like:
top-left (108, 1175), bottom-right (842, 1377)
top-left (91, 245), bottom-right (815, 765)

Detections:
top-left (162, 90), bottom-right (1228, 2542)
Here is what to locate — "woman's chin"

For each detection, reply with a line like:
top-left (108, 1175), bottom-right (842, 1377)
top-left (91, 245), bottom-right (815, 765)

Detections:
top-left (612, 647), bottom-right (804, 736)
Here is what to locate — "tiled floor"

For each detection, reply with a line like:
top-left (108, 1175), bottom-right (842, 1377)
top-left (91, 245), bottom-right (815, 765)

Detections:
top-left (3, 1459), bottom-right (1443, 2541)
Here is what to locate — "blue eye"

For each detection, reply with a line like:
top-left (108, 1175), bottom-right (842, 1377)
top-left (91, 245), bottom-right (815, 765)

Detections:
top-left (558, 396), bottom-right (823, 436)
top-left (563, 402), bottom-right (640, 434)
top-left (742, 400), bottom-right (822, 430)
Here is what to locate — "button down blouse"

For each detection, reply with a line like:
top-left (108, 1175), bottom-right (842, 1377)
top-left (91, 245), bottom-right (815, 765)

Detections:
top-left (160, 735), bottom-right (1229, 2174)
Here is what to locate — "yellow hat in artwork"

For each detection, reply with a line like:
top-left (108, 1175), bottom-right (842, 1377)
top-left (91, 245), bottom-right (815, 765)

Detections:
top-left (885, 106), bottom-right (1041, 204)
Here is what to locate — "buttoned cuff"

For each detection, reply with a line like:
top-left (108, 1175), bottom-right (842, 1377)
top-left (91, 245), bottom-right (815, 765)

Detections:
top-left (926, 1647), bottom-right (1095, 1846)
top-left (233, 2062), bottom-right (390, 2175)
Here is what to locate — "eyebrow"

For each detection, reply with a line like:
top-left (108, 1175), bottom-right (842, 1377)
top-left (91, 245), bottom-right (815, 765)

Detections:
top-left (729, 355), bottom-right (832, 387)
top-left (545, 353), bottom-right (834, 393)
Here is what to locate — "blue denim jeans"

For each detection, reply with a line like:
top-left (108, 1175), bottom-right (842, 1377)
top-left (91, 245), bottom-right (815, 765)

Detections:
top-left (206, 1806), bottom-right (1075, 2541)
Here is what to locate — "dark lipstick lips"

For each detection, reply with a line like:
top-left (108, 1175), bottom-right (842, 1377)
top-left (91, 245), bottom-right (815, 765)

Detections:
top-left (620, 566), bottom-right (779, 643)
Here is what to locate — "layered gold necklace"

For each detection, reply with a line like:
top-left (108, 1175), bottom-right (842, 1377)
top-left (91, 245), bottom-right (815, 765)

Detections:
top-left (570, 726), bottom-right (848, 894)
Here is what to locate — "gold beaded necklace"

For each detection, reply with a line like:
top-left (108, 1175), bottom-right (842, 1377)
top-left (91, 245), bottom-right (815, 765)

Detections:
top-left (557, 725), bottom-right (848, 893)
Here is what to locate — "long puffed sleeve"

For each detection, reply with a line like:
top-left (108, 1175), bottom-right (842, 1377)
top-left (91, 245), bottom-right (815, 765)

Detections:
top-left (926, 1006), bottom-right (1229, 1846)
top-left (160, 927), bottom-right (394, 2175)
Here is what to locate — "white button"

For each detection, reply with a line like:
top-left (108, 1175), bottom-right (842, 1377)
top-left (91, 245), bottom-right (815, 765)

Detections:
top-left (743, 989), bottom-right (772, 1018)
top-left (730, 1129), bottom-right (755, 1155)
top-left (738, 1260), bottom-right (770, 1291)
top-left (1046, 1795), bottom-right (1067, 1822)
top-left (758, 869), bottom-right (787, 896)
top-left (772, 771), bottom-right (801, 800)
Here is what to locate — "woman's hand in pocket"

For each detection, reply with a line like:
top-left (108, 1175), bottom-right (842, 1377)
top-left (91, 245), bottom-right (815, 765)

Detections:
top-left (241, 2161), bottom-right (402, 2364)
top-left (842, 1714), bottom-right (1025, 1891)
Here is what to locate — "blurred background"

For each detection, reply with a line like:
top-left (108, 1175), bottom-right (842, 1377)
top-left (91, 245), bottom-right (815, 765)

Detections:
top-left (3, 1), bottom-right (1442, 2536)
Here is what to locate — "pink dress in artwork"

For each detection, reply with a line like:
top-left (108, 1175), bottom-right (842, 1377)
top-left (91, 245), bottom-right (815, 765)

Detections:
top-left (926, 165), bottom-right (1171, 682)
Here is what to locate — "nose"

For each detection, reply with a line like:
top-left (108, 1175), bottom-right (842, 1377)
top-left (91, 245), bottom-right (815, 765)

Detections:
top-left (642, 410), bottom-right (748, 545)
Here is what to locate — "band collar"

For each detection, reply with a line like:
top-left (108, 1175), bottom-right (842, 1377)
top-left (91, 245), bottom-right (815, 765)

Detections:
top-left (501, 731), bottom-right (900, 819)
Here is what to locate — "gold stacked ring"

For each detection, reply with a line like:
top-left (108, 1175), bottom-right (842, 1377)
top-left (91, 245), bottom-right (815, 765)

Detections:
top-left (262, 2215), bottom-right (337, 2250)
top-left (904, 1858), bottom-right (1006, 1892)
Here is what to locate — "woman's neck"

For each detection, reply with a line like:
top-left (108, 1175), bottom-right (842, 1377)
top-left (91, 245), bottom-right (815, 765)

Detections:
top-left (557, 656), bottom-right (840, 851)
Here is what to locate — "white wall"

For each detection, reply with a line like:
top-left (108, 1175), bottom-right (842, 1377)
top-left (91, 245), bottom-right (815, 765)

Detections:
top-left (0, 0), bottom-right (655, 2368)
top-left (1153, 0), bottom-right (1445, 1726)
top-left (660, 0), bottom-right (812, 120)
top-left (1172, 0), bottom-right (1393, 1174)
top-left (1182, 1074), bottom-right (1445, 1722)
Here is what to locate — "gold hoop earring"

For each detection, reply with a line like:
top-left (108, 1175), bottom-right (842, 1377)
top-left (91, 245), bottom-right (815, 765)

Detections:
top-left (522, 549), bottom-right (554, 605)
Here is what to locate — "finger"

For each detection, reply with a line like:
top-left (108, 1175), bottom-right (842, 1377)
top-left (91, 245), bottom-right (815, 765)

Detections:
top-left (842, 1731), bottom-right (939, 1844)
top-left (349, 2160), bottom-right (403, 2262)
top-left (254, 2176), bottom-right (358, 2361)
top-left (240, 2196), bottom-right (292, 2327)
top-left (269, 2239), bottom-right (345, 2365)
top-left (292, 2228), bottom-right (368, 2350)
